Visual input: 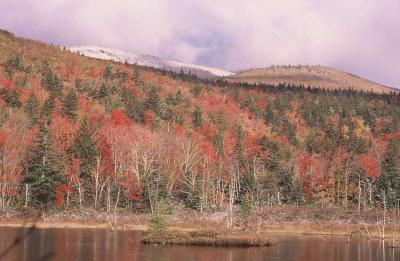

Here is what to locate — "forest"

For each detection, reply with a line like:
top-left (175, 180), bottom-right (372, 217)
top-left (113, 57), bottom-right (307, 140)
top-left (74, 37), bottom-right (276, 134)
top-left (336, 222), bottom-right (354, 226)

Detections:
top-left (0, 29), bottom-right (400, 219)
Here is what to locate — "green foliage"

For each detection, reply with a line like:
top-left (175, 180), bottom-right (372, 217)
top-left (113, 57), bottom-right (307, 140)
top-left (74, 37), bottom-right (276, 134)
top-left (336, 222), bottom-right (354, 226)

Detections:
top-left (24, 92), bottom-right (40, 125)
top-left (5, 55), bottom-right (27, 78)
top-left (192, 85), bottom-right (202, 98)
top-left (25, 123), bottom-right (64, 207)
top-left (62, 89), bottom-right (78, 119)
top-left (0, 88), bottom-right (22, 108)
top-left (97, 83), bottom-right (109, 99)
top-left (375, 138), bottom-right (400, 208)
top-left (239, 197), bottom-right (254, 220)
top-left (121, 88), bottom-right (145, 123)
top-left (133, 67), bottom-right (146, 92)
top-left (149, 199), bottom-right (172, 231)
top-left (273, 94), bottom-right (292, 112)
top-left (192, 106), bottom-right (203, 128)
top-left (71, 119), bottom-right (99, 177)
top-left (145, 85), bottom-right (161, 114)
top-left (41, 94), bottom-right (56, 120)
top-left (103, 65), bottom-right (113, 79)
top-left (260, 136), bottom-right (287, 171)
top-left (41, 69), bottom-right (63, 96)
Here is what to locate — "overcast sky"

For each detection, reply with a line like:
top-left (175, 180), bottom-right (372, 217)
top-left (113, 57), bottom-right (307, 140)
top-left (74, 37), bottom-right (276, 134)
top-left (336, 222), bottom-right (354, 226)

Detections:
top-left (1, 0), bottom-right (399, 87)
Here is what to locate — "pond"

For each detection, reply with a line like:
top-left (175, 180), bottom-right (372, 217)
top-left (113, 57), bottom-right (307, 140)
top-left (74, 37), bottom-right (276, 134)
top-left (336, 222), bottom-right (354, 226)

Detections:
top-left (0, 227), bottom-right (399, 261)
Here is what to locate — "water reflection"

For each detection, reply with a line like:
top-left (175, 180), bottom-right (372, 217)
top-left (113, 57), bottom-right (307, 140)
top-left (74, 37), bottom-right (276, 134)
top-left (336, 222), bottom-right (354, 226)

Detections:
top-left (0, 227), bottom-right (399, 261)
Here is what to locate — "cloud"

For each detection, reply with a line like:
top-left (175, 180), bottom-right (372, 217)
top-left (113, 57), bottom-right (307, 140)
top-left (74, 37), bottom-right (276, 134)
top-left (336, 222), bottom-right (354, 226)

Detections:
top-left (0, 0), bottom-right (399, 87)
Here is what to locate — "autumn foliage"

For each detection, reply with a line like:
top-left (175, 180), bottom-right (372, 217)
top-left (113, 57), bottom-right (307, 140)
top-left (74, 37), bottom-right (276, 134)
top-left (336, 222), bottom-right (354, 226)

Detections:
top-left (0, 29), bottom-right (399, 212)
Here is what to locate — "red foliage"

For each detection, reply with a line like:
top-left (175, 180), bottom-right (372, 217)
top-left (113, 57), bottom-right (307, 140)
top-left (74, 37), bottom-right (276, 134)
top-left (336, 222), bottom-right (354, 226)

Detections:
top-left (69, 158), bottom-right (80, 178)
top-left (174, 123), bottom-right (184, 136)
top-left (0, 77), bottom-right (15, 90)
top-left (98, 135), bottom-right (113, 175)
top-left (0, 131), bottom-right (6, 148)
top-left (200, 141), bottom-right (218, 164)
top-left (202, 124), bottom-right (217, 139)
top-left (358, 155), bottom-right (380, 178)
top-left (257, 100), bottom-right (267, 110)
top-left (244, 134), bottom-right (262, 158)
top-left (111, 109), bottom-right (132, 126)
top-left (297, 153), bottom-right (326, 200)
top-left (223, 132), bottom-right (236, 159)
top-left (143, 110), bottom-right (154, 126)
top-left (54, 184), bottom-right (73, 207)
top-left (383, 133), bottom-right (400, 141)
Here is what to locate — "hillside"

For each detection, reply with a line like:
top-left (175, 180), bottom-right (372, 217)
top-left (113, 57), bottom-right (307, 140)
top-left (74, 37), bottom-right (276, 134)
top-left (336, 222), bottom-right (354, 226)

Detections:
top-left (69, 46), bottom-right (234, 79)
top-left (0, 29), bottom-right (400, 215)
top-left (225, 65), bottom-right (397, 94)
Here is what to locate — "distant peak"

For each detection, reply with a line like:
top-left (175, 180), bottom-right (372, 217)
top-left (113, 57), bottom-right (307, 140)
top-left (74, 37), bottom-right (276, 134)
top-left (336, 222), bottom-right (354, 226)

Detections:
top-left (68, 46), bottom-right (234, 78)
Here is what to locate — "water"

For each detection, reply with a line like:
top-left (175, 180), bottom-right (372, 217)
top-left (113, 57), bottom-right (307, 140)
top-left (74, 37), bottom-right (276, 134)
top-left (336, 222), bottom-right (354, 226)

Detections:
top-left (0, 227), bottom-right (399, 261)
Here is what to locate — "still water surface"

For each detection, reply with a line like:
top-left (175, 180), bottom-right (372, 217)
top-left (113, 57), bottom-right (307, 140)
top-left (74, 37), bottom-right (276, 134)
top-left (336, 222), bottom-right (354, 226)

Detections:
top-left (0, 227), bottom-right (399, 261)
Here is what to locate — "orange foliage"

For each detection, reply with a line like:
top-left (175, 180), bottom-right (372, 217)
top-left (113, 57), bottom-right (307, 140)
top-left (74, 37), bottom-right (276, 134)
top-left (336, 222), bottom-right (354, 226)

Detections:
top-left (358, 155), bottom-right (380, 178)
top-left (111, 109), bottom-right (132, 126)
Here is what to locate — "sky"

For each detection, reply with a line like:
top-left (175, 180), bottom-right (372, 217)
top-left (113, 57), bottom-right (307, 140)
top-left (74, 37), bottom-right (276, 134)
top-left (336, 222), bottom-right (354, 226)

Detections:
top-left (0, 0), bottom-right (399, 87)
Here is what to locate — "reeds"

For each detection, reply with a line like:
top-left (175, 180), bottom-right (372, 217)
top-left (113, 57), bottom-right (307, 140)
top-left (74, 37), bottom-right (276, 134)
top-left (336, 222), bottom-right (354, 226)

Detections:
top-left (141, 230), bottom-right (276, 247)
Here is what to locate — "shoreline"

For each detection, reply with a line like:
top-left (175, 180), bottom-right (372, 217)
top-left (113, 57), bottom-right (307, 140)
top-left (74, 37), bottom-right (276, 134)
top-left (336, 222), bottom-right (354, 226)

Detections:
top-left (0, 219), bottom-right (398, 239)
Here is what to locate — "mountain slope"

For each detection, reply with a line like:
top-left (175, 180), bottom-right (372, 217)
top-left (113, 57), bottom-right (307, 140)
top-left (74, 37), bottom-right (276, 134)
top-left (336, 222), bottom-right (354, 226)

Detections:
top-left (225, 65), bottom-right (397, 93)
top-left (1, 29), bottom-right (400, 213)
top-left (69, 46), bottom-right (234, 79)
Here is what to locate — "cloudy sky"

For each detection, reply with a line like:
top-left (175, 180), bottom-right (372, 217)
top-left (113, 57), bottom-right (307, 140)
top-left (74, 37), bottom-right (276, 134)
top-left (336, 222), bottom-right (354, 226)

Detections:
top-left (1, 0), bottom-right (399, 87)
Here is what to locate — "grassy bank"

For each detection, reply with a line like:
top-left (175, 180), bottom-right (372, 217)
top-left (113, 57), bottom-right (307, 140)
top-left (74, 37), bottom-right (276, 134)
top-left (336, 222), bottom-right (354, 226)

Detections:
top-left (141, 230), bottom-right (276, 247)
top-left (0, 206), bottom-right (399, 241)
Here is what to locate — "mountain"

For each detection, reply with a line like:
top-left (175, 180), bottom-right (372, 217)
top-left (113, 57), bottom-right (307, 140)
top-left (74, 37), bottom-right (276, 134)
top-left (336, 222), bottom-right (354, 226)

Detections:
top-left (224, 65), bottom-right (397, 93)
top-left (1, 29), bottom-right (400, 213)
top-left (69, 46), bottom-right (234, 79)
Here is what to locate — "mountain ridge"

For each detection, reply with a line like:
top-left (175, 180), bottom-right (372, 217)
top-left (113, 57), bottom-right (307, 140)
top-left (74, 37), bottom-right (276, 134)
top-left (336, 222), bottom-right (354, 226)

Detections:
top-left (225, 65), bottom-right (397, 94)
top-left (69, 46), bottom-right (234, 79)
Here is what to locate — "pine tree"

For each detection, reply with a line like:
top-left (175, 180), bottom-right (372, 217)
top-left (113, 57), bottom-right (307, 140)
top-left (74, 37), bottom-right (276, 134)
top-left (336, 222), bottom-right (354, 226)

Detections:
top-left (0, 89), bottom-right (22, 108)
top-left (145, 85), bottom-right (160, 114)
top-left (121, 88), bottom-right (144, 123)
top-left (62, 89), bottom-right (78, 119)
top-left (41, 94), bottom-right (55, 119)
top-left (5, 55), bottom-right (25, 79)
top-left (375, 138), bottom-right (400, 208)
top-left (174, 89), bottom-right (182, 104)
top-left (192, 106), bottom-right (203, 128)
top-left (41, 70), bottom-right (63, 96)
top-left (24, 92), bottom-right (40, 125)
top-left (133, 67), bottom-right (145, 92)
top-left (97, 83), bottom-right (109, 99)
top-left (103, 65), bottom-right (113, 79)
top-left (25, 122), bottom-right (64, 207)
top-left (71, 119), bottom-right (99, 178)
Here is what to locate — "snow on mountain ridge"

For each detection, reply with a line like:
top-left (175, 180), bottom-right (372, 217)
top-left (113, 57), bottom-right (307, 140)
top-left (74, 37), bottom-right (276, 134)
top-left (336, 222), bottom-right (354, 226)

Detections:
top-left (68, 46), bottom-right (234, 78)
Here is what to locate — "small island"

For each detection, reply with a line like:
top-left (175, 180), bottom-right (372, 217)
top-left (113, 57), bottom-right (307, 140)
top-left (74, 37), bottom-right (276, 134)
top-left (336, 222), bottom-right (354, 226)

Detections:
top-left (141, 230), bottom-right (275, 247)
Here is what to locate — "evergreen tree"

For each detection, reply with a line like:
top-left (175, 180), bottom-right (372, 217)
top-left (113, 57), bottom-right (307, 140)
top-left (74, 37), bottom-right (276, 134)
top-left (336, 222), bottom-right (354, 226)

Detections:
top-left (121, 88), bottom-right (144, 123)
top-left (213, 130), bottom-right (224, 157)
top-left (62, 89), bottom-right (78, 119)
top-left (97, 83), bottom-right (109, 99)
top-left (145, 85), bottom-right (160, 114)
top-left (192, 106), bottom-right (203, 128)
top-left (71, 119), bottom-right (99, 178)
top-left (41, 94), bottom-right (56, 119)
top-left (133, 67), bottom-right (145, 92)
top-left (24, 92), bottom-right (40, 125)
top-left (375, 138), bottom-right (400, 208)
top-left (25, 122), bottom-right (64, 207)
top-left (5, 55), bottom-right (24, 79)
top-left (174, 89), bottom-right (182, 104)
top-left (41, 70), bottom-right (63, 96)
top-left (0, 89), bottom-right (22, 108)
top-left (103, 65), bottom-right (113, 79)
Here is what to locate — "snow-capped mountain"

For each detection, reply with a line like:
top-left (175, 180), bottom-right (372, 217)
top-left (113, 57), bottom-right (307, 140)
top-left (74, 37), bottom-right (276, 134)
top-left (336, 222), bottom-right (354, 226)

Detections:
top-left (68, 46), bottom-right (234, 78)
